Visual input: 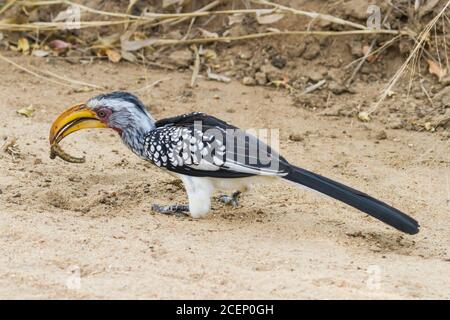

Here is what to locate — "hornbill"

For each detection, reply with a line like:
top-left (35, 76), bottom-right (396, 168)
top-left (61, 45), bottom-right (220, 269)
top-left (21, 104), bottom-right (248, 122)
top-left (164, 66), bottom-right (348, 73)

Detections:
top-left (49, 92), bottom-right (419, 235)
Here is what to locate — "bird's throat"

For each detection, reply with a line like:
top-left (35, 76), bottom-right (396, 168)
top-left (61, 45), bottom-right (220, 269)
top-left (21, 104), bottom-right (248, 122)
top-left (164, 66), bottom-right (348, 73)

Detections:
top-left (119, 115), bottom-right (155, 158)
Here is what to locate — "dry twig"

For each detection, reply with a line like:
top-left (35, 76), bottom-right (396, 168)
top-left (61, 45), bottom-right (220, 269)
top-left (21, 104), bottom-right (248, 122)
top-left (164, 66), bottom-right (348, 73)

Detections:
top-left (0, 52), bottom-right (102, 89)
top-left (370, 0), bottom-right (450, 114)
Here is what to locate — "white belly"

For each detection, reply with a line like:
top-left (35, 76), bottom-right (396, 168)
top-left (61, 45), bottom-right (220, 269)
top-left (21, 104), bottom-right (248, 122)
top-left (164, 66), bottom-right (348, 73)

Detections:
top-left (175, 174), bottom-right (278, 218)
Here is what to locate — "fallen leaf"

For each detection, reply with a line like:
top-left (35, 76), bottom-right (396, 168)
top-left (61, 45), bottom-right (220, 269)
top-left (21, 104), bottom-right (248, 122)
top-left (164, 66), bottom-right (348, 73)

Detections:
top-left (48, 39), bottom-right (71, 52)
top-left (200, 48), bottom-right (217, 60)
top-left (32, 49), bottom-right (50, 57)
top-left (357, 111), bottom-right (371, 122)
top-left (17, 37), bottom-right (30, 54)
top-left (198, 28), bottom-right (219, 38)
top-left (106, 49), bottom-right (121, 63)
top-left (121, 50), bottom-right (136, 62)
top-left (228, 14), bottom-right (244, 26)
top-left (17, 105), bottom-right (35, 117)
top-left (52, 5), bottom-right (79, 24)
top-left (95, 33), bottom-right (121, 48)
top-left (427, 59), bottom-right (447, 81)
top-left (256, 10), bottom-right (284, 24)
top-left (121, 32), bottom-right (156, 51)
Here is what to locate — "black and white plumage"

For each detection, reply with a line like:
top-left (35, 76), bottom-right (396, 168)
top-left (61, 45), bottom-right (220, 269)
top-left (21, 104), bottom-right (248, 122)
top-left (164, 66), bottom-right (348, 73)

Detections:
top-left (55, 91), bottom-right (419, 235)
top-left (142, 112), bottom-right (288, 178)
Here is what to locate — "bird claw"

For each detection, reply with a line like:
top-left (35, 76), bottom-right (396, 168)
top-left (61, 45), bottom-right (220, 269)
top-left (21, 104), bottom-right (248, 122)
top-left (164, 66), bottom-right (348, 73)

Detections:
top-left (152, 204), bottom-right (189, 217)
top-left (217, 191), bottom-right (241, 208)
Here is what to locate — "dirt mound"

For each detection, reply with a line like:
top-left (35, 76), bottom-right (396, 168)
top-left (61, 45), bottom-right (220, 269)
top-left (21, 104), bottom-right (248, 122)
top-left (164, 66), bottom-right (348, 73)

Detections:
top-left (1, 1), bottom-right (449, 131)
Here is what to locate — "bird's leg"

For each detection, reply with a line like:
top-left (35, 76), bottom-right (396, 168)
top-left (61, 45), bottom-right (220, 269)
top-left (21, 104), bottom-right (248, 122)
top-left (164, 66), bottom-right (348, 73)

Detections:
top-left (217, 191), bottom-right (241, 208)
top-left (151, 204), bottom-right (189, 216)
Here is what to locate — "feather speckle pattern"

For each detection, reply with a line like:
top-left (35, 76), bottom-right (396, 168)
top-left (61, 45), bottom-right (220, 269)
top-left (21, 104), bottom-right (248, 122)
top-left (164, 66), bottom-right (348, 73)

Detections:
top-left (141, 112), bottom-right (288, 178)
top-left (143, 126), bottom-right (217, 169)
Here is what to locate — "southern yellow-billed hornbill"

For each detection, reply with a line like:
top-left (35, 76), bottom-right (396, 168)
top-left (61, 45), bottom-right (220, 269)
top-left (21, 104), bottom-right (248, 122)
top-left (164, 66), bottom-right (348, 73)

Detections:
top-left (49, 92), bottom-right (419, 235)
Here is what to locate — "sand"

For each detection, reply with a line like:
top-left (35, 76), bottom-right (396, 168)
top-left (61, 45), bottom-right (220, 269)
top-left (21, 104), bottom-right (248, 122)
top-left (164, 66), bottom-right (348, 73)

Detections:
top-left (0, 55), bottom-right (449, 299)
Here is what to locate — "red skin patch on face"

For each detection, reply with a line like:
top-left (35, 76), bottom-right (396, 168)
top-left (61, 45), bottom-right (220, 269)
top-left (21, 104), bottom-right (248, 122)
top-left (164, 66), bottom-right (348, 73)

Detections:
top-left (96, 107), bottom-right (122, 134)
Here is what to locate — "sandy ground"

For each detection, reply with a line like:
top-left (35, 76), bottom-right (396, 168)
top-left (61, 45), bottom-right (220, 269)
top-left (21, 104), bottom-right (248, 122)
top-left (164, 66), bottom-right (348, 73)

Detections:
top-left (0, 55), bottom-right (449, 299)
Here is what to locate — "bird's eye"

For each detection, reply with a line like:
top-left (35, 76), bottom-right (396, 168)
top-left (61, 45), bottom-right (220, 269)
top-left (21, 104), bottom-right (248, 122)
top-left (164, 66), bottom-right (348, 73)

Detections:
top-left (97, 110), bottom-right (106, 118)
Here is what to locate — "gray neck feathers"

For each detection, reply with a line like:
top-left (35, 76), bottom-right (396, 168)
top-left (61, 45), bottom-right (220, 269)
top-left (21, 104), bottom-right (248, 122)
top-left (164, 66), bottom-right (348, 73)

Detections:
top-left (120, 109), bottom-right (155, 158)
top-left (86, 94), bottom-right (156, 158)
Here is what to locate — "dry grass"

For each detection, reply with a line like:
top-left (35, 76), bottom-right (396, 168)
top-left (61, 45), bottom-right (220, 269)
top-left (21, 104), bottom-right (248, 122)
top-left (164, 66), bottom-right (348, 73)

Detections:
top-left (0, 51), bottom-right (102, 89)
top-left (371, 0), bottom-right (450, 114)
top-left (0, 0), bottom-right (449, 118)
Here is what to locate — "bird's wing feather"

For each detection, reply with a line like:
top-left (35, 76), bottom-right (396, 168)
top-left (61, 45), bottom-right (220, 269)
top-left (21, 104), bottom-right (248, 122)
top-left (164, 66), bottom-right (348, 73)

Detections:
top-left (145, 113), bottom-right (289, 178)
top-left (155, 112), bottom-right (235, 129)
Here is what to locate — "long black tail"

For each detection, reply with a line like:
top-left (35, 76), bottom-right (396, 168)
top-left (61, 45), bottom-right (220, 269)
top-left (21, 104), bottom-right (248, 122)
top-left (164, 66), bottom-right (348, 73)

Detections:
top-left (283, 165), bottom-right (419, 235)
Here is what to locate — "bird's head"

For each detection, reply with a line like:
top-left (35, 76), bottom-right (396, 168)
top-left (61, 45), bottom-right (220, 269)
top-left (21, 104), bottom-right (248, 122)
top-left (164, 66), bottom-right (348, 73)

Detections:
top-left (49, 92), bottom-right (155, 151)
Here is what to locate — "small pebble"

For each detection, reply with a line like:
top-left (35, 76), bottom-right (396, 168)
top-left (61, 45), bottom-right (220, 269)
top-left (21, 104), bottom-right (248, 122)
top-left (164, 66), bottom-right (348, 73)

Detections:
top-left (255, 72), bottom-right (267, 85)
top-left (375, 130), bottom-right (387, 140)
top-left (242, 77), bottom-right (256, 86)
top-left (289, 134), bottom-right (304, 142)
top-left (271, 56), bottom-right (286, 69)
top-left (390, 120), bottom-right (404, 129)
top-left (329, 82), bottom-right (348, 95)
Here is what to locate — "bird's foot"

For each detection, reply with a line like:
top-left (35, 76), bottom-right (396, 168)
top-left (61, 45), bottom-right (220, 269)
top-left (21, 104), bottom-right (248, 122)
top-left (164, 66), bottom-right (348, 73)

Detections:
top-left (217, 191), bottom-right (241, 208)
top-left (152, 204), bottom-right (189, 216)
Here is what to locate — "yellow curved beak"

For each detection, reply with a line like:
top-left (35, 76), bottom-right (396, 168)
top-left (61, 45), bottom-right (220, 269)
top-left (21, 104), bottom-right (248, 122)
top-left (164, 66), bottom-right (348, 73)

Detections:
top-left (49, 103), bottom-right (107, 145)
